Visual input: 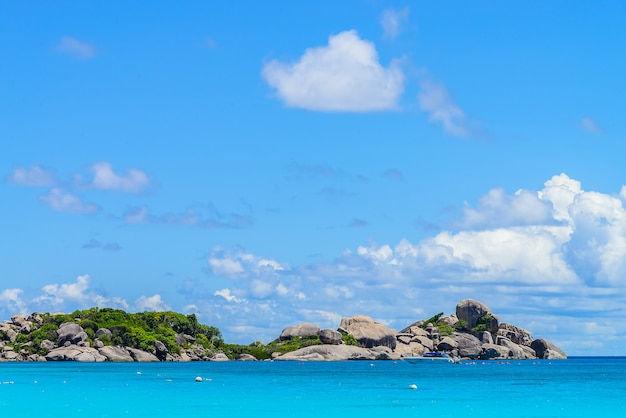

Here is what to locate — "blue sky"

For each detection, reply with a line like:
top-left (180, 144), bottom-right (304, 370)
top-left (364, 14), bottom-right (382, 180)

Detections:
top-left (2, 1), bottom-right (626, 355)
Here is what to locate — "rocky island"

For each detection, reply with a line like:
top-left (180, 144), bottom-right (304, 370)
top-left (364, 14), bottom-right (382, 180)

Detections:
top-left (0, 299), bottom-right (566, 362)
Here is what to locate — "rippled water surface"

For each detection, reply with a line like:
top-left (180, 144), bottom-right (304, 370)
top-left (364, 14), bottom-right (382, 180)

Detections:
top-left (1, 357), bottom-right (625, 417)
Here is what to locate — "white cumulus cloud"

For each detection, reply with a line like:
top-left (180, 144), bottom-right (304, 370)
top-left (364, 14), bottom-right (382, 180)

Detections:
top-left (86, 162), bottom-right (150, 193)
top-left (135, 294), bottom-right (170, 311)
top-left (0, 288), bottom-right (28, 316)
top-left (37, 274), bottom-right (91, 306)
top-left (196, 174), bottom-right (626, 355)
top-left (262, 30), bottom-right (404, 112)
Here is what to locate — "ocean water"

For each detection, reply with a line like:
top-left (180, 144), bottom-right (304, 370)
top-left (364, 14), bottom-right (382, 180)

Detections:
top-left (1, 357), bottom-right (625, 417)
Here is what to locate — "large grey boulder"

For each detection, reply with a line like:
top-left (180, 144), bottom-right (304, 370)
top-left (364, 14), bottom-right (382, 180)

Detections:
top-left (437, 336), bottom-right (458, 351)
top-left (28, 313), bottom-right (44, 325)
top-left (481, 331), bottom-right (494, 344)
top-left (338, 316), bottom-right (397, 349)
top-left (211, 352), bottom-right (229, 361)
top-left (11, 315), bottom-right (27, 327)
top-left (127, 347), bottom-right (159, 362)
top-left (481, 344), bottom-right (510, 359)
top-left (275, 344), bottom-right (378, 361)
top-left (279, 323), bottom-right (321, 340)
top-left (40, 339), bottom-right (55, 351)
top-left (497, 336), bottom-right (525, 359)
top-left (320, 329), bottom-right (342, 345)
top-left (520, 345), bottom-right (537, 359)
top-left (237, 353), bottom-right (257, 361)
top-left (531, 339), bottom-right (567, 359)
top-left (456, 299), bottom-right (494, 330)
top-left (498, 323), bottom-right (533, 346)
top-left (98, 346), bottom-right (134, 362)
top-left (154, 340), bottom-right (168, 360)
top-left (46, 345), bottom-right (106, 362)
top-left (454, 332), bottom-right (482, 358)
top-left (95, 328), bottom-right (112, 339)
top-left (57, 323), bottom-right (88, 346)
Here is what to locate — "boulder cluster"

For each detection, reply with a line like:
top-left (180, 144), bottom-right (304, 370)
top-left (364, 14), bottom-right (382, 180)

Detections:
top-left (0, 299), bottom-right (566, 362)
top-left (271, 299), bottom-right (567, 361)
top-left (0, 314), bottom-right (238, 363)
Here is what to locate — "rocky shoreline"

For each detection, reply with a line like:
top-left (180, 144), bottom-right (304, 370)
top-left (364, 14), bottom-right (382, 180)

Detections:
top-left (0, 299), bottom-right (566, 362)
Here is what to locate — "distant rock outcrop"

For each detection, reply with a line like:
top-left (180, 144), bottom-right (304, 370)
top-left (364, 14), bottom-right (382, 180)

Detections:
top-left (338, 315), bottom-right (397, 349)
top-left (0, 299), bottom-right (566, 362)
top-left (279, 322), bottom-right (321, 340)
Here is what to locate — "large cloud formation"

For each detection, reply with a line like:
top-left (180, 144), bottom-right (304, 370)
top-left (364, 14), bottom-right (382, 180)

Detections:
top-left (199, 174), bottom-right (626, 354)
top-left (262, 30), bottom-right (404, 112)
top-left (4, 174), bottom-right (626, 355)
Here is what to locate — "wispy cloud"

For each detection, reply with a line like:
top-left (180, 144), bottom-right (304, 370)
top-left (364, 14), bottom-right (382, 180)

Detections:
top-left (262, 30), bottom-right (404, 112)
top-left (39, 188), bottom-right (99, 214)
top-left (418, 79), bottom-right (475, 137)
top-left (123, 204), bottom-right (253, 229)
top-left (381, 7), bottom-right (410, 38)
top-left (580, 116), bottom-right (603, 134)
top-left (7, 165), bottom-right (57, 186)
top-left (81, 239), bottom-right (121, 251)
top-left (55, 36), bottom-right (96, 60)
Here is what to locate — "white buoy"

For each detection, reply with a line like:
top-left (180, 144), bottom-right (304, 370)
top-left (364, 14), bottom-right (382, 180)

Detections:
top-left (195, 376), bottom-right (202, 382)
top-left (409, 384), bottom-right (418, 390)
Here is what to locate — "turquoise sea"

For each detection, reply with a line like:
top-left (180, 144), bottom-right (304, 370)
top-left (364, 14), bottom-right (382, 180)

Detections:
top-left (1, 357), bottom-right (625, 417)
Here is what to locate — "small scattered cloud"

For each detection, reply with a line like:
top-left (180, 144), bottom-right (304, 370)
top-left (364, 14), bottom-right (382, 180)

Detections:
top-left (36, 274), bottom-right (91, 306)
top-left (214, 288), bottom-right (244, 303)
top-left (208, 247), bottom-right (287, 281)
top-left (39, 188), bottom-right (99, 214)
top-left (135, 294), bottom-right (169, 311)
top-left (418, 79), bottom-right (475, 137)
top-left (55, 36), bottom-right (96, 60)
top-left (124, 206), bottom-right (149, 225)
top-left (83, 162), bottom-right (151, 194)
top-left (580, 116), bottom-right (603, 135)
top-left (7, 165), bottom-right (57, 186)
top-left (0, 288), bottom-right (28, 316)
top-left (82, 239), bottom-right (120, 251)
top-left (262, 30), bottom-right (404, 112)
top-left (123, 204), bottom-right (253, 229)
top-left (381, 7), bottom-right (410, 38)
